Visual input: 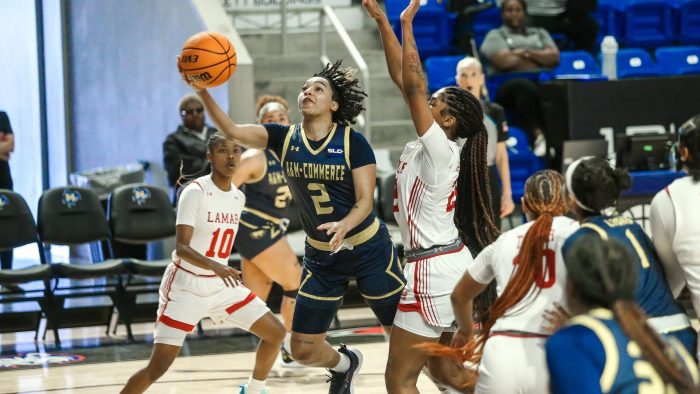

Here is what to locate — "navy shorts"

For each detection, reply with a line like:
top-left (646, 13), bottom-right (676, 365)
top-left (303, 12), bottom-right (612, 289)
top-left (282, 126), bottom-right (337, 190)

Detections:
top-left (292, 223), bottom-right (406, 333)
top-left (234, 210), bottom-right (286, 260)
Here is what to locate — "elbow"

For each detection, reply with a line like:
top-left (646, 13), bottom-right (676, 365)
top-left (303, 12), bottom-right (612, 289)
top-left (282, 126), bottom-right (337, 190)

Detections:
top-left (451, 289), bottom-right (466, 307)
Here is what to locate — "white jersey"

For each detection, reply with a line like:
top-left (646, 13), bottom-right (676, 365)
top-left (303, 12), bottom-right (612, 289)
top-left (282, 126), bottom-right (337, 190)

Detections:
top-left (393, 122), bottom-right (460, 250)
top-left (172, 175), bottom-right (246, 275)
top-left (651, 176), bottom-right (700, 315)
top-left (469, 216), bottom-right (578, 334)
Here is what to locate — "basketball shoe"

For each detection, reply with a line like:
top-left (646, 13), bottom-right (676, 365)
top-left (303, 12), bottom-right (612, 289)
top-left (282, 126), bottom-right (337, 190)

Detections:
top-left (326, 344), bottom-right (363, 394)
top-left (239, 384), bottom-right (269, 394)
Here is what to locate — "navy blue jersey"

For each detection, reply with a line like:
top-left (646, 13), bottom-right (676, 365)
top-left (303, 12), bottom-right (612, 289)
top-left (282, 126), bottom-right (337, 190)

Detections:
top-left (264, 123), bottom-right (376, 243)
top-left (242, 149), bottom-right (291, 219)
top-left (547, 308), bottom-right (699, 394)
top-left (563, 216), bottom-right (682, 319)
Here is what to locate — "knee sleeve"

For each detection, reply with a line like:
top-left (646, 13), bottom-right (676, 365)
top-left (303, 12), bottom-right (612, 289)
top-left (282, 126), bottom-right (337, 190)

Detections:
top-left (282, 288), bottom-right (299, 299)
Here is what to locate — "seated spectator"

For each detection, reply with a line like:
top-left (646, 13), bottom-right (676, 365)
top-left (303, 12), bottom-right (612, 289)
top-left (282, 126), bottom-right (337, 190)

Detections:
top-left (480, 0), bottom-right (560, 157)
top-left (163, 94), bottom-right (218, 202)
top-left (522, 0), bottom-right (599, 54)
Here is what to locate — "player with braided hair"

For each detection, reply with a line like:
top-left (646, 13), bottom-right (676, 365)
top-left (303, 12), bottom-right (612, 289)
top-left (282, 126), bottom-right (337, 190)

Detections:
top-left (547, 234), bottom-right (700, 393)
top-left (179, 56), bottom-right (405, 394)
top-left (419, 170), bottom-right (577, 392)
top-left (563, 157), bottom-right (697, 355)
top-left (363, 0), bottom-right (499, 392)
top-left (651, 114), bottom-right (700, 359)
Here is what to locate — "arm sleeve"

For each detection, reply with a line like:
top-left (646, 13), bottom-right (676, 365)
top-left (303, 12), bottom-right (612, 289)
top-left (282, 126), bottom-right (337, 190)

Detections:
top-left (263, 123), bottom-right (291, 159)
top-left (0, 112), bottom-right (13, 135)
top-left (350, 130), bottom-right (376, 169)
top-left (650, 191), bottom-right (685, 298)
top-left (480, 29), bottom-right (508, 58)
top-left (546, 326), bottom-right (605, 394)
top-left (468, 242), bottom-right (497, 285)
top-left (176, 183), bottom-right (203, 227)
top-left (419, 121), bottom-right (458, 185)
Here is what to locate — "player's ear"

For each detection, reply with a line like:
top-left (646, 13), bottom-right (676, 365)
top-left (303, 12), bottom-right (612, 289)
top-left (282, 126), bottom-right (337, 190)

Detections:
top-left (679, 145), bottom-right (690, 162)
top-left (443, 115), bottom-right (456, 129)
top-left (330, 100), bottom-right (339, 112)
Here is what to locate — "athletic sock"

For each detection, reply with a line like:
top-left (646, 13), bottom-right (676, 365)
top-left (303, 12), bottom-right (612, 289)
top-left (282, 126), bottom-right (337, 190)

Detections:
top-left (283, 332), bottom-right (292, 352)
top-left (330, 351), bottom-right (350, 373)
top-left (246, 378), bottom-right (267, 394)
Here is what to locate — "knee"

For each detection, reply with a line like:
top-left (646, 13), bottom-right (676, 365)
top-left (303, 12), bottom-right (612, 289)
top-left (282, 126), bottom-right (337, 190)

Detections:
top-left (262, 319), bottom-right (286, 346)
top-left (145, 359), bottom-right (172, 381)
top-left (290, 341), bottom-right (320, 364)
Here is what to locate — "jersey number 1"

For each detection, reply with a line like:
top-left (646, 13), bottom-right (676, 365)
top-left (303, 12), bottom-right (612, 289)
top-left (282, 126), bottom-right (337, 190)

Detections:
top-left (205, 228), bottom-right (235, 258)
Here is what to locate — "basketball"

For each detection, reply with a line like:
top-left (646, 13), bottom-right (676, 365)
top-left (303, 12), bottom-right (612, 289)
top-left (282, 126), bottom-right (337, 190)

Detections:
top-left (180, 31), bottom-right (237, 89)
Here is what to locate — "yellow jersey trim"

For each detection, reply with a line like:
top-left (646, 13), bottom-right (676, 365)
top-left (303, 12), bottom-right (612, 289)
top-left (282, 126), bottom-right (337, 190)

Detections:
top-left (306, 218), bottom-right (380, 252)
top-left (359, 247), bottom-right (406, 300)
top-left (239, 219), bottom-right (258, 229)
top-left (343, 126), bottom-right (351, 169)
top-left (280, 124), bottom-right (296, 165)
top-left (301, 123), bottom-right (338, 155)
top-left (243, 206), bottom-right (285, 224)
top-left (298, 270), bottom-right (344, 301)
top-left (670, 337), bottom-right (700, 384)
top-left (625, 229), bottom-right (650, 268)
top-left (581, 223), bottom-right (609, 240)
top-left (569, 313), bottom-right (619, 392)
top-left (247, 150), bottom-right (268, 184)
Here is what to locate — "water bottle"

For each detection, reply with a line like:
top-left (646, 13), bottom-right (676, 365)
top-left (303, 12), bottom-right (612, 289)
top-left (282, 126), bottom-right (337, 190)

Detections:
top-left (601, 35), bottom-right (618, 80)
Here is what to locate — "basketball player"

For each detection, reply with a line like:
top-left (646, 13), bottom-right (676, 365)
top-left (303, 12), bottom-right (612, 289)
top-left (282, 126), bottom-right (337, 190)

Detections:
top-left (363, 1), bottom-right (499, 392)
top-left (121, 133), bottom-right (285, 394)
top-left (179, 57), bottom-right (406, 394)
top-left (232, 95), bottom-right (304, 369)
top-left (563, 157), bottom-right (697, 354)
top-left (454, 56), bottom-right (515, 228)
top-left (650, 114), bottom-right (700, 358)
top-left (547, 235), bottom-right (700, 393)
top-left (422, 170), bottom-right (577, 393)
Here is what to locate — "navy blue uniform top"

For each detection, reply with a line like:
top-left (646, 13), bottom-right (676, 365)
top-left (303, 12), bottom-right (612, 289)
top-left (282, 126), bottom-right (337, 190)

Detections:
top-left (547, 308), bottom-right (698, 393)
top-left (264, 123), bottom-right (376, 243)
top-left (243, 149), bottom-right (291, 219)
top-left (563, 216), bottom-right (682, 319)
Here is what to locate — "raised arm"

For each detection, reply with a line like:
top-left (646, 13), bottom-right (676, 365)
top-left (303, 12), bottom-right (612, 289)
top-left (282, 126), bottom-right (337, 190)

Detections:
top-left (400, 0), bottom-right (435, 137)
top-left (363, 0), bottom-right (403, 92)
top-left (177, 57), bottom-right (268, 149)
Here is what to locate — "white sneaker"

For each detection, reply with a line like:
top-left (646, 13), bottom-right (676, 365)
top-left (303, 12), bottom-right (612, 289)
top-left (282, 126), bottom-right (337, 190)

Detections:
top-left (533, 134), bottom-right (546, 157)
top-left (239, 384), bottom-right (270, 394)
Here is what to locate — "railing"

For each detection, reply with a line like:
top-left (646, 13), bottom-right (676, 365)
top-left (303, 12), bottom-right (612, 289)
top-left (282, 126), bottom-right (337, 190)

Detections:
top-left (229, 1), bottom-right (372, 140)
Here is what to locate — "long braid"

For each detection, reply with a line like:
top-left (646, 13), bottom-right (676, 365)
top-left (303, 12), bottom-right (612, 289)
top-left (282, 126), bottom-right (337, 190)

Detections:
top-left (418, 170), bottom-right (567, 386)
top-left (567, 235), bottom-right (700, 393)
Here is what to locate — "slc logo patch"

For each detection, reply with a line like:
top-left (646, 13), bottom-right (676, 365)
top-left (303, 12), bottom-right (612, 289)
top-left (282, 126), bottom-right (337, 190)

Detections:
top-left (61, 189), bottom-right (82, 209)
top-left (131, 187), bottom-right (151, 206)
top-left (0, 195), bottom-right (9, 211)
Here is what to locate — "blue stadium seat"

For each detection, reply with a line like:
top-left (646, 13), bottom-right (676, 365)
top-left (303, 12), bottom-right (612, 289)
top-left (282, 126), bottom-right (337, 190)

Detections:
top-left (676, 0), bottom-right (700, 44)
top-left (472, 5), bottom-right (501, 48)
top-left (425, 55), bottom-right (464, 92)
top-left (555, 51), bottom-right (606, 80)
top-left (615, 48), bottom-right (659, 78)
top-left (619, 0), bottom-right (676, 48)
top-left (505, 127), bottom-right (544, 202)
top-left (595, 0), bottom-right (622, 39)
top-left (655, 45), bottom-right (700, 75)
top-left (386, 0), bottom-right (456, 57)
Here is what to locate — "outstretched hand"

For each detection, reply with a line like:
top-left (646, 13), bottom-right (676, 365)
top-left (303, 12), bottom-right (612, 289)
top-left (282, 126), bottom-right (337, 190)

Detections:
top-left (176, 55), bottom-right (205, 93)
top-left (362, 0), bottom-right (385, 20)
top-left (542, 302), bottom-right (571, 333)
top-left (400, 0), bottom-right (421, 23)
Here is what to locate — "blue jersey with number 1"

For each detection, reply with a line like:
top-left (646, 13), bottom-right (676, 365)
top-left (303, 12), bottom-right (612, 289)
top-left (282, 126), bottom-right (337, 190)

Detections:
top-left (264, 123), bottom-right (376, 243)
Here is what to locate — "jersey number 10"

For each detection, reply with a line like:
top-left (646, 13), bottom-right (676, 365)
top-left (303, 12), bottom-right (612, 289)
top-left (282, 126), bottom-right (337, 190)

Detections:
top-left (205, 228), bottom-right (235, 259)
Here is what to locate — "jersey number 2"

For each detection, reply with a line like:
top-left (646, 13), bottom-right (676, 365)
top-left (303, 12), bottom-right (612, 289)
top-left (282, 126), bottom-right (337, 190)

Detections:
top-left (205, 228), bottom-right (235, 258)
top-left (308, 183), bottom-right (334, 215)
top-left (513, 249), bottom-right (556, 289)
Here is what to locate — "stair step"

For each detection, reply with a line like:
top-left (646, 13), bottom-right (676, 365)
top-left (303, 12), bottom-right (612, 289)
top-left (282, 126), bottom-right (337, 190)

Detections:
top-left (241, 29), bottom-right (383, 56)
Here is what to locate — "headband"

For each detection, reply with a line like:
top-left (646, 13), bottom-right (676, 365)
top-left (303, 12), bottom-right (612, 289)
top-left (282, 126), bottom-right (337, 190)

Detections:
top-left (565, 157), bottom-right (598, 213)
top-left (257, 102), bottom-right (287, 122)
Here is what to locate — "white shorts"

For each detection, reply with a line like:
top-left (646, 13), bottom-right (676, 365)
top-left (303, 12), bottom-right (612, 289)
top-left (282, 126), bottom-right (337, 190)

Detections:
top-left (476, 334), bottom-right (549, 394)
top-left (393, 308), bottom-right (456, 338)
top-left (397, 246), bottom-right (472, 328)
top-left (154, 262), bottom-right (269, 347)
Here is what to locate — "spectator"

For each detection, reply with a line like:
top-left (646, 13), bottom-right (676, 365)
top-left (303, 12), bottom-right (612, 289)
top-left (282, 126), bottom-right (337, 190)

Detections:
top-left (163, 94), bottom-right (218, 201)
top-left (480, 0), bottom-right (560, 157)
top-left (522, 0), bottom-right (599, 54)
top-left (0, 110), bottom-right (18, 292)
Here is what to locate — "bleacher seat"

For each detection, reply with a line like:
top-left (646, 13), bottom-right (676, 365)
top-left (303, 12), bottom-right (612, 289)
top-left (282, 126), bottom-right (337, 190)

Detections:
top-left (615, 48), bottom-right (660, 78)
top-left (505, 127), bottom-right (544, 202)
top-left (595, 0), bottom-right (622, 40)
top-left (37, 187), bottom-right (127, 345)
top-left (676, 0), bottom-right (700, 44)
top-left (555, 51), bottom-right (606, 80)
top-left (620, 0), bottom-right (676, 48)
top-left (0, 190), bottom-right (53, 339)
top-left (107, 183), bottom-right (175, 341)
top-left (655, 45), bottom-right (700, 75)
top-left (386, 0), bottom-right (456, 57)
top-left (472, 4), bottom-right (500, 48)
top-left (425, 55), bottom-right (464, 92)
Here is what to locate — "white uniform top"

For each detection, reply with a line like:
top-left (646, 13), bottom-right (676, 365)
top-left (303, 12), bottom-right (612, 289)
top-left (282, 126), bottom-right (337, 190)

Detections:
top-left (172, 175), bottom-right (246, 275)
top-left (650, 176), bottom-right (700, 315)
top-left (469, 216), bottom-right (579, 334)
top-left (393, 122), bottom-right (460, 250)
